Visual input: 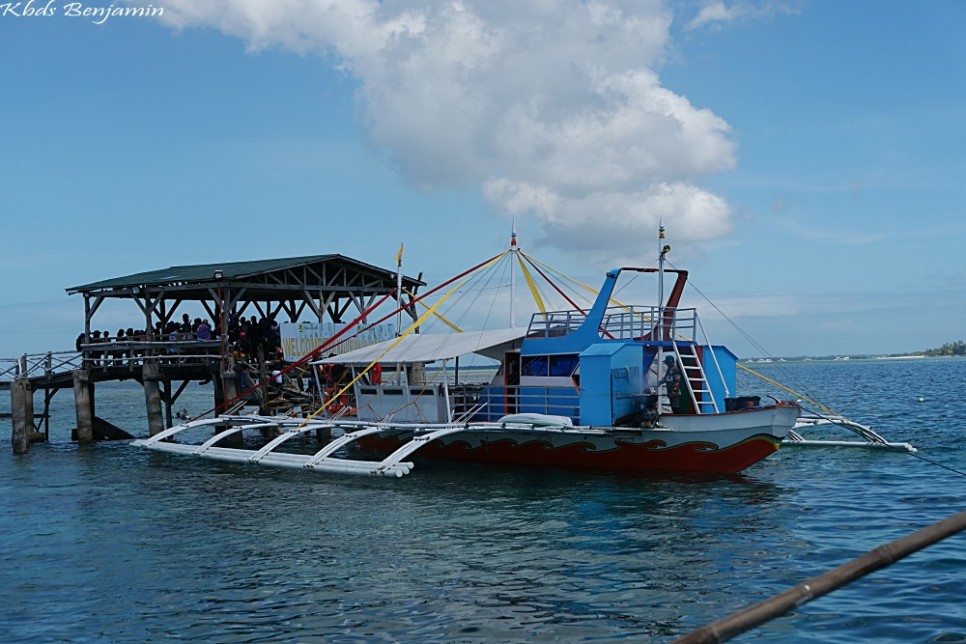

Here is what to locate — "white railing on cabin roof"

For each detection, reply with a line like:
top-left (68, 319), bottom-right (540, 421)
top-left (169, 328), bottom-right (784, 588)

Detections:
top-left (527, 306), bottom-right (700, 341)
top-left (526, 310), bottom-right (587, 337)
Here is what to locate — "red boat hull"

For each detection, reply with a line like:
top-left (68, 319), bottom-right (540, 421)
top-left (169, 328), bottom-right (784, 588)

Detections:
top-left (358, 432), bottom-right (781, 475)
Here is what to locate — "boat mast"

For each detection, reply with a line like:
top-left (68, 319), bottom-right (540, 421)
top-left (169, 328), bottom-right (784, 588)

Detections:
top-left (395, 243), bottom-right (404, 385)
top-left (510, 222), bottom-right (517, 328)
top-left (658, 224), bottom-right (667, 341)
top-left (395, 243), bottom-right (404, 337)
top-left (657, 224), bottom-right (672, 412)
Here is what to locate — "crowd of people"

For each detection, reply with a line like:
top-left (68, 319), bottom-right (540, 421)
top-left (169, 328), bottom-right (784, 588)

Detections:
top-left (76, 313), bottom-right (284, 366)
top-left (225, 313), bottom-right (282, 364)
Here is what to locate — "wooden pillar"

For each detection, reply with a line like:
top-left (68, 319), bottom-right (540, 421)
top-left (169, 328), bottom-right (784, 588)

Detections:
top-left (216, 368), bottom-right (244, 447)
top-left (22, 380), bottom-right (45, 444)
top-left (11, 377), bottom-right (30, 454)
top-left (213, 369), bottom-right (225, 413)
top-left (257, 359), bottom-right (270, 415)
top-left (72, 370), bottom-right (94, 444)
top-left (142, 360), bottom-right (165, 436)
top-left (163, 377), bottom-right (173, 429)
top-left (222, 369), bottom-right (239, 407)
top-left (23, 378), bottom-right (36, 434)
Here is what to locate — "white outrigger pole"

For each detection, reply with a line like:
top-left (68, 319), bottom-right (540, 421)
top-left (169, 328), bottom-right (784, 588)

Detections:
top-left (786, 413), bottom-right (916, 452)
top-left (735, 361), bottom-right (916, 452)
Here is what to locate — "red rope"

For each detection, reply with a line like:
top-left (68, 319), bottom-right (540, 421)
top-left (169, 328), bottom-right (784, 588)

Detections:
top-left (520, 254), bottom-right (584, 312)
top-left (188, 250), bottom-right (507, 422)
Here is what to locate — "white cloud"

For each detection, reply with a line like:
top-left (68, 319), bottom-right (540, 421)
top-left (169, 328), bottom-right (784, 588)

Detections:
top-left (484, 179), bottom-right (731, 264)
top-left (152, 1), bottom-right (740, 261)
top-left (685, 0), bottom-right (739, 31)
top-left (685, 0), bottom-right (803, 31)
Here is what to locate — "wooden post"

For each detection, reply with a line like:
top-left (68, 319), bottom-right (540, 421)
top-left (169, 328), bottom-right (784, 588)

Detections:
top-left (11, 377), bottom-right (29, 454)
top-left (216, 366), bottom-right (244, 447)
top-left (213, 368), bottom-right (225, 413)
top-left (23, 377), bottom-right (36, 435)
top-left (162, 377), bottom-right (173, 429)
top-left (142, 360), bottom-right (165, 436)
top-left (22, 378), bottom-right (45, 444)
top-left (222, 368), bottom-right (239, 407)
top-left (72, 369), bottom-right (94, 444)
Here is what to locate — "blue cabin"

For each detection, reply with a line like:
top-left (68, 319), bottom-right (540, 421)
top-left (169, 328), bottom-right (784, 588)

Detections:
top-left (473, 267), bottom-right (741, 426)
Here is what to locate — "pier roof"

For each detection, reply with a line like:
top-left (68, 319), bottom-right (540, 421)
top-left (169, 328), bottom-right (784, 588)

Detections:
top-left (66, 255), bottom-right (424, 301)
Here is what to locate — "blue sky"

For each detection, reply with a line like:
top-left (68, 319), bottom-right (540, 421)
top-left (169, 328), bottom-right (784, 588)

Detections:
top-left (1, 0), bottom-right (965, 359)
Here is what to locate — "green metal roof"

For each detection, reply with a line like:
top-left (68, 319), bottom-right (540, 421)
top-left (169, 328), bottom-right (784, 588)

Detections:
top-left (66, 254), bottom-right (423, 296)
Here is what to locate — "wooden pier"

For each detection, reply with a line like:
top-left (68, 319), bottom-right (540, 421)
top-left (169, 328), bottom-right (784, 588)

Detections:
top-left (2, 254), bottom-right (423, 453)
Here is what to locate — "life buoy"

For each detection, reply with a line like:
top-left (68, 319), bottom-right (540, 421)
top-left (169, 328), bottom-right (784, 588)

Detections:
top-left (371, 363), bottom-right (382, 385)
top-left (325, 388), bottom-right (348, 413)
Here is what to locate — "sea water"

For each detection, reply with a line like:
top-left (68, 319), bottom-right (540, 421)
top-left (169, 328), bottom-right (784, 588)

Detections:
top-left (0, 358), bottom-right (964, 642)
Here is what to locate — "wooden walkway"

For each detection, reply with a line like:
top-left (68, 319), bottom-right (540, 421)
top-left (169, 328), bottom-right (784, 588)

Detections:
top-left (1, 341), bottom-right (222, 391)
top-left (1, 340), bottom-right (311, 451)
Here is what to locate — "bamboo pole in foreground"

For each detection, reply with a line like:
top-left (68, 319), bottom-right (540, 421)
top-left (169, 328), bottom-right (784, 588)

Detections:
top-left (674, 508), bottom-right (966, 644)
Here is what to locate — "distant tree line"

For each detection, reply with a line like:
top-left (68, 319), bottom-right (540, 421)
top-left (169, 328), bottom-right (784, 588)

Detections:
top-left (923, 340), bottom-right (966, 356)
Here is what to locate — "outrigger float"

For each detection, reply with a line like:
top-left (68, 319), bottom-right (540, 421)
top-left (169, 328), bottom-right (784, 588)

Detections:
top-left (133, 228), bottom-right (913, 476)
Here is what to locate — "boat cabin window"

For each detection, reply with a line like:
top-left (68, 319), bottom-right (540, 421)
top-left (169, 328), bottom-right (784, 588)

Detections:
top-left (521, 356), bottom-right (547, 376)
top-left (520, 354), bottom-right (580, 377)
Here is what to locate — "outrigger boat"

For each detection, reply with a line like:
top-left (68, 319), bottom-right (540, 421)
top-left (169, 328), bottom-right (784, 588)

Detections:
top-left (134, 230), bottom-right (805, 477)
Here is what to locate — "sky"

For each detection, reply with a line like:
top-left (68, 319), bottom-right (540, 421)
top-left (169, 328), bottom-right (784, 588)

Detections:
top-left (1, 0), bottom-right (965, 359)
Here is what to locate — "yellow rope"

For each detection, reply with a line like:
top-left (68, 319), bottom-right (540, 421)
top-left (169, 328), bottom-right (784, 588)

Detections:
top-left (521, 251), bottom-right (600, 300)
top-left (516, 254), bottom-right (547, 313)
top-left (738, 362), bottom-right (839, 416)
top-left (297, 251), bottom-right (509, 427)
top-left (403, 288), bottom-right (463, 333)
top-left (520, 251), bottom-right (642, 316)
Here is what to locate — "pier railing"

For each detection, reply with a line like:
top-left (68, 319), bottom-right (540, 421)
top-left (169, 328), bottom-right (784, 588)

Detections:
top-left (0, 351), bottom-right (83, 383)
top-left (76, 340), bottom-right (223, 369)
top-left (0, 340), bottom-right (228, 385)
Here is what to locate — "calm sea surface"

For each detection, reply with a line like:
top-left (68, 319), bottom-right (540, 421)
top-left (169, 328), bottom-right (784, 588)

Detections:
top-left (1, 358), bottom-right (964, 642)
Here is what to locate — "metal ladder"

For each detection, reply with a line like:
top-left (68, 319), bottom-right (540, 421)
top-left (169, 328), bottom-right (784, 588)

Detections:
top-left (671, 341), bottom-right (719, 414)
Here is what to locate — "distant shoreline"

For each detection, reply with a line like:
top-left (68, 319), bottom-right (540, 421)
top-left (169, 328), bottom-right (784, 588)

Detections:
top-left (741, 354), bottom-right (949, 363)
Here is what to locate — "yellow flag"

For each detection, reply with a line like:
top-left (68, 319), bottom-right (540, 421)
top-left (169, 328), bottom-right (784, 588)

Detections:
top-left (395, 243), bottom-right (404, 264)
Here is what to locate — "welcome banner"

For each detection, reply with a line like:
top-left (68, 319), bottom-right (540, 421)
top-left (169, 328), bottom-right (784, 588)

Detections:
top-left (280, 322), bottom-right (396, 362)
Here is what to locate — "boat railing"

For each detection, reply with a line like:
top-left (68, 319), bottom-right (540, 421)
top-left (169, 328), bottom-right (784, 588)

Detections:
top-left (527, 306), bottom-right (701, 342)
top-left (600, 306), bottom-right (697, 340)
top-left (468, 384), bottom-right (581, 423)
top-left (526, 310), bottom-right (587, 338)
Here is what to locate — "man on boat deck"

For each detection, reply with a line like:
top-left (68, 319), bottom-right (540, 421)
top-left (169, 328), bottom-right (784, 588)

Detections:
top-left (662, 355), bottom-right (682, 413)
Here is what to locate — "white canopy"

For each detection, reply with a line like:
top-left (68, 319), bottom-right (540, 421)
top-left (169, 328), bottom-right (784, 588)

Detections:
top-left (316, 328), bottom-right (527, 365)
